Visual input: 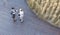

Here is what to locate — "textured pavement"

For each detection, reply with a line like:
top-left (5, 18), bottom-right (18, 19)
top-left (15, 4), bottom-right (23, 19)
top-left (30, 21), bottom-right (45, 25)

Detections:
top-left (0, 0), bottom-right (60, 35)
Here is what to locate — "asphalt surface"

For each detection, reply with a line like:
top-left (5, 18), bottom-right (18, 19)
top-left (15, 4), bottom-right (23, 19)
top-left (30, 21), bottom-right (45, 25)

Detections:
top-left (0, 0), bottom-right (60, 35)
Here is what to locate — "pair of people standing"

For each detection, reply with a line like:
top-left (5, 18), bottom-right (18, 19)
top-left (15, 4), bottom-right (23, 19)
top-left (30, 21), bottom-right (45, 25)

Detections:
top-left (11, 7), bottom-right (24, 23)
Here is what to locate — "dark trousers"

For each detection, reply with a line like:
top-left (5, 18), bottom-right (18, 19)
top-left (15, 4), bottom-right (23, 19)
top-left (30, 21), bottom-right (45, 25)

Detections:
top-left (12, 14), bottom-right (15, 19)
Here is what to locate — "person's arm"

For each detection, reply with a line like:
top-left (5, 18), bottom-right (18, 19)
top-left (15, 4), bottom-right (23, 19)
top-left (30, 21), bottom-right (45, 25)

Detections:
top-left (22, 11), bottom-right (24, 16)
top-left (11, 10), bottom-right (13, 14)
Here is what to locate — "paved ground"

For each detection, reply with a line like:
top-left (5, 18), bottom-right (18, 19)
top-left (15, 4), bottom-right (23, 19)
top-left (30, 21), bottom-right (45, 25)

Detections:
top-left (0, 0), bottom-right (60, 35)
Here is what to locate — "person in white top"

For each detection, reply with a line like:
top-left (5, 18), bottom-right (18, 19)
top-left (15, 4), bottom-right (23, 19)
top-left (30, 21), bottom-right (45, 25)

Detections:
top-left (18, 8), bottom-right (24, 23)
top-left (11, 7), bottom-right (16, 22)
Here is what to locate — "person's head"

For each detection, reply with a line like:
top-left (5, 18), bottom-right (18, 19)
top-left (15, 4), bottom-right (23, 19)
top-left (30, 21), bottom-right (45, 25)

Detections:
top-left (19, 8), bottom-right (23, 11)
top-left (11, 7), bottom-right (15, 9)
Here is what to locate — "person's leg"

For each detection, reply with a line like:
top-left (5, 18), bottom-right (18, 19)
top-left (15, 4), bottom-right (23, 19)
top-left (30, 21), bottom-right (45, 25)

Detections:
top-left (13, 14), bottom-right (16, 22)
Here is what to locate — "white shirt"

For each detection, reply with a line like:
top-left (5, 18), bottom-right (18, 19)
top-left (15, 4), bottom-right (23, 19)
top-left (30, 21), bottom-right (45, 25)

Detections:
top-left (19, 10), bottom-right (24, 18)
top-left (11, 9), bottom-right (16, 14)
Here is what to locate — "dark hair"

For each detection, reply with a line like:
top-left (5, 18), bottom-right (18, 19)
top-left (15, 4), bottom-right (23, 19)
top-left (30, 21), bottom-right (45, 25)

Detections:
top-left (21, 10), bottom-right (22, 11)
top-left (11, 7), bottom-right (15, 9)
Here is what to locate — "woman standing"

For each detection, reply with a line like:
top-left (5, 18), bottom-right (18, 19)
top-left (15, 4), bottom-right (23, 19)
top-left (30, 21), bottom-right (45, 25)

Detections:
top-left (11, 7), bottom-right (16, 22)
top-left (18, 8), bottom-right (24, 23)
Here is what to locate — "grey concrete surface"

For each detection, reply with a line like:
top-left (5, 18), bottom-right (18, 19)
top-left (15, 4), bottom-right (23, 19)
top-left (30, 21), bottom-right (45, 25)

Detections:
top-left (0, 0), bottom-right (60, 35)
